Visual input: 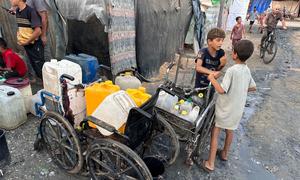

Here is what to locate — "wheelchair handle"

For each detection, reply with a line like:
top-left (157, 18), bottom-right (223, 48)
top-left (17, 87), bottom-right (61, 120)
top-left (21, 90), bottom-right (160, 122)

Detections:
top-left (98, 64), bottom-right (111, 71)
top-left (60, 74), bottom-right (75, 81)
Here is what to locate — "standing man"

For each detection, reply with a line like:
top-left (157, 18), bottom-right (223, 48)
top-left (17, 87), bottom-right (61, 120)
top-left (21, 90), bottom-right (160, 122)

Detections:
top-left (247, 6), bottom-right (258, 33)
top-left (10, 0), bottom-right (45, 79)
top-left (26, 0), bottom-right (51, 62)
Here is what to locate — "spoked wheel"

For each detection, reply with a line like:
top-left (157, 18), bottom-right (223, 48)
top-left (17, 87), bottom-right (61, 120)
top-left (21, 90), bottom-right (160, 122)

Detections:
top-left (40, 111), bottom-right (83, 174)
top-left (86, 139), bottom-right (152, 180)
top-left (195, 106), bottom-right (215, 156)
top-left (143, 114), bottom-right (180, 166)
top-left (259, 44), bottom-right (265, 58)
top-left (263, 41), bottom-right (278, 64)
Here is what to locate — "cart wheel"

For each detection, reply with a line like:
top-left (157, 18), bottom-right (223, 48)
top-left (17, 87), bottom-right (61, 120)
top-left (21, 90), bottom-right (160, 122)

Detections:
top-left (195, 106), bottom-right (215, 156)
top-left (144, 114), bottom-right (180, 166)
top-left (40, 111), bottom-right (83, 174)
top-left (86, 139), bottom-right (152, 180)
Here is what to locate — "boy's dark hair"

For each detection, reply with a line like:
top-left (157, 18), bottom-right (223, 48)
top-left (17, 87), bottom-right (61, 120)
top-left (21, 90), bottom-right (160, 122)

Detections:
top-left (233, 40), bottom-right (254, 62)
top-left (0, 38), bottom-right (7, 49)
top-left (236, 16), bottom-right (241, 21)
top-left (207, 28), bottom-right (225, 41)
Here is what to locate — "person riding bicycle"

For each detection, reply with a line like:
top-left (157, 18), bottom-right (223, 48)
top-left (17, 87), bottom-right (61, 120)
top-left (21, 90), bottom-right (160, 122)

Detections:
top-left (260, 5), bottom-right (287, 46)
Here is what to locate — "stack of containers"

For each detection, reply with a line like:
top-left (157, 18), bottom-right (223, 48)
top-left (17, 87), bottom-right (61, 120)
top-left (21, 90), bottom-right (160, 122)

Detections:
top-left (65, 53), bottom-right (99, 84)
top-left (42, 59), bottom-right (85, 125)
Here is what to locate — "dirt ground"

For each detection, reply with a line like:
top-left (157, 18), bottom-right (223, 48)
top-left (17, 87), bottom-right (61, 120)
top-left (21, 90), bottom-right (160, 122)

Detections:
top-left (1, 20), bottom-right (300, 180)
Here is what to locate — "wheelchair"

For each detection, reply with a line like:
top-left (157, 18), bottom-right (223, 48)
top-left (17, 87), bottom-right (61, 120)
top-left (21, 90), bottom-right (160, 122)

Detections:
top-left (35, 74), bottom-right (179, 179)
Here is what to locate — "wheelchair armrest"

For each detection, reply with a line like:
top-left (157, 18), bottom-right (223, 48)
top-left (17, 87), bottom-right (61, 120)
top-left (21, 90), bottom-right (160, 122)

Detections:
top-left (84, 116), bottom-right (118, 133)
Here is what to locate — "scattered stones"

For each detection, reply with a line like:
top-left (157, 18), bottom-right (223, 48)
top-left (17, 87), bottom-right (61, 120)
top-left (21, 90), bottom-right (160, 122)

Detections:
top-left (49, 171), bottom-right (55, 177)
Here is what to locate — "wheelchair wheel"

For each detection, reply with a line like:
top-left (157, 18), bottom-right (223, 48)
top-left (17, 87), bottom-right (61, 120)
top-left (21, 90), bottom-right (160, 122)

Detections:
top-left (86, 139), bottom-right (152, 180)
top-left (40, 111), bottom-right (83, 174)
top-left (143, 114), bottom-right (180, 166)
top-left (195, 106), bottom-right (215, 156)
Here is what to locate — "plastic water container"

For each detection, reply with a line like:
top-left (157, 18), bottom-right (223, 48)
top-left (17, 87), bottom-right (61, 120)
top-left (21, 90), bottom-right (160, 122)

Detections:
top-left (180, 106), bottom-right (200, 124)
top-left (92, 91), bottom-right (137, 136)
top-left (30, 90), bottom-right (43, 116)
top-left (0, 85), bottom-right (27, 130)
top-left (126, 87), bottom-right (151, 107)
top-left (65, 53), bottom-right (99, 84)
top-left (179, 100), bottom-right (193, 115)
top-left (115, 72), bottom-right (142, 90)
top-left (4, 78), bottom-right (32, 113)
top-left (85, 81), bottom-right (120, 115)
top-left (156, 91), bottom-right (178, 112)
top-left (68, 88), bottom-right (86, 126)
top-left (42, 59), bottom-right (82, 96)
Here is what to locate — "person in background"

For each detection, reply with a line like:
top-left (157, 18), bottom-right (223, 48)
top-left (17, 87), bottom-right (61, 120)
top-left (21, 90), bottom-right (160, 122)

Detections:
top-left (258, 13), bottom-right (266, 34)
top-left (9, 0), bottom-right (45, 79)
top-left (201, 39), bottom-right (256, 173)
top-left (261, 5), bottom-right (287, 46)
top-left (230, 16), bottom-right (246, 50)
top-left (247, 6), bottom-right (258, 33)
top-left (0, 38), bottom-right (27, 79)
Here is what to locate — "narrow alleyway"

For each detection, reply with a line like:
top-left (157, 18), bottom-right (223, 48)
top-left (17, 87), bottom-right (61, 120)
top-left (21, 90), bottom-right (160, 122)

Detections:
top-left (2, 21), bottom-right (300, 180)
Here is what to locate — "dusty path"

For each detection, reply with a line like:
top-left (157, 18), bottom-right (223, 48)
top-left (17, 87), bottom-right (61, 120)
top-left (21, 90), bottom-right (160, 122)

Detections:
top-left (1, 21), bottom-right (300, 180)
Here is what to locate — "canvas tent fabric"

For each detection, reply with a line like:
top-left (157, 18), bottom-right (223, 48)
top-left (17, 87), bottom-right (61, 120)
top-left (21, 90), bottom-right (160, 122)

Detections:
top-left (136, 0), bottom-right (193, 77)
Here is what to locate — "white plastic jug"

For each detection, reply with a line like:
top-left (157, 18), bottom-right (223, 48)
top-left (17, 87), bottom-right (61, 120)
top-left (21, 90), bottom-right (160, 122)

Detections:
top-left (0, 85), bottom-right (27, 130)
top-left (42, 59), bottom-right (82, 96)
top-left (185, 106), bottom-right (200, 124)
top-left (30, 89), bottom-right (43, 116)
top-left (68, 89), bottom-right (86, 126)
top-left (156, 91), bottom-right (178, 112)
top-left (115, 72), bottom-right (142, 90)
top-left (92, 91), bottom-right (137, 136)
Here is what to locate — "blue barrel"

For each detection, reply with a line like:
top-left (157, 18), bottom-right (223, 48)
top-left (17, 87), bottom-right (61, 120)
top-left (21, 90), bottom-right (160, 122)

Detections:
top-left (65, 54), bottom-right (99, 84)
top-left (0, 129), bottom-right (10, 168)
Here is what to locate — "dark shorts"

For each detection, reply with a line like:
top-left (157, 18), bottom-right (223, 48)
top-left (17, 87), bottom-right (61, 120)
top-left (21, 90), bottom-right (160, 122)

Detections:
top-left (24, 39), bottom-right (45, 79)
top-left (250, 21), bottom-right (255, 25)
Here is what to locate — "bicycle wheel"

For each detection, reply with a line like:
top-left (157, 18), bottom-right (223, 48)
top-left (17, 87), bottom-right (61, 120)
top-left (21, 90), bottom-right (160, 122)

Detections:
top-left (263, 41), bottom-right (278, 64)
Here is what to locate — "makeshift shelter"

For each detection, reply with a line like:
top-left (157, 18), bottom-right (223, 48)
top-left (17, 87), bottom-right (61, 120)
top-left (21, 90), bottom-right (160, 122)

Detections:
top-left (226, 0), bottom-right (251, 30)
top-left (0, 0), bottom-right (226, 78)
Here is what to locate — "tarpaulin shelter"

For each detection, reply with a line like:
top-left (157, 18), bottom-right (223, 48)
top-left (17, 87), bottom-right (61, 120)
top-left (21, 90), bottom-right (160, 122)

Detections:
top-left (0, 0), bottom-right (227, 78)
top-left (226, 0), bottom-right (251, 30)
top-left (248, 0), bottom-right (272, 14)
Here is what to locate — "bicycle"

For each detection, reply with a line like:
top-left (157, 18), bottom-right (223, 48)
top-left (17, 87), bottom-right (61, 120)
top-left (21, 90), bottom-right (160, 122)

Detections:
top-left (260, 29), bottom-right (278, 64)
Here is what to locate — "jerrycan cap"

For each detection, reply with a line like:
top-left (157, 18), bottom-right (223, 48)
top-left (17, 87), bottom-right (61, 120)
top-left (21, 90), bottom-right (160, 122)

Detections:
top-left (7, 91), bottom-right (15, 96)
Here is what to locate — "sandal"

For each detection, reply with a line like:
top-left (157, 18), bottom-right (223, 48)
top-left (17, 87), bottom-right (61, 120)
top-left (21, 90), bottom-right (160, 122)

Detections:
top-left (217, 149), bottom-right (228, 161)
top-left (200, 160), bottom-right (213, 173)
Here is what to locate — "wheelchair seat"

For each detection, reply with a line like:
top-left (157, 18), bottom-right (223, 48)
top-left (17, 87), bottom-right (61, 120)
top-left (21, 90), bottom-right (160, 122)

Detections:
top-left (124, 107), bottom-right (153, 149)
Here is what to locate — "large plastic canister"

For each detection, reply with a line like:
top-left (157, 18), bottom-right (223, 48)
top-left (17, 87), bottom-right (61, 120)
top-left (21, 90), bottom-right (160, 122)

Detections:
top-left (85, 81), bottom-right (120, 115)
top-left (4, 77), bottom-right (32, 113)
top-left (156, 91), bottom-right (178, 112)
top-left (126, 87), bottom-right (151, 107)
top-left (0, 85), bottom-right (27, 130)
top-left (68, 88), bottom-right (86, 126)
top-left (92, 91), bottom-right (137, 136)
top-left (42, 59), bottom-right (82, 96)
top-left (115, 72), bottom-right (142, 90)
top-left (30, 89), bottom-right (43, 116)
top-left (65, 53), bottom-right (99, 84)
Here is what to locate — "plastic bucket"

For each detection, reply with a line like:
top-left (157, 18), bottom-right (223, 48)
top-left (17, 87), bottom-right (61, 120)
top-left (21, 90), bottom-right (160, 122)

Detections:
top-left (0, 129), bottom-right (10, 168)
top-left (143, 157), bottom-right (165, 178)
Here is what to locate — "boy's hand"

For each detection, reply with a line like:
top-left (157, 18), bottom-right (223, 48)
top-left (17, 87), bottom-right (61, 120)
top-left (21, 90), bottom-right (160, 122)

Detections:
top-left (208, 73), bottom-right (215, 81)
top-left (213, 71), bottom-right (221, 79)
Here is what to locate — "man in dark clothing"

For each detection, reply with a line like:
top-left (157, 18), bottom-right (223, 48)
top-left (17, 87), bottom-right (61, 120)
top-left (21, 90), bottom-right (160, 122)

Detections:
top-left (0, 38), bottom-right (27, 79)
top-left (261, 5), bottom-right (287, 45)
top-left (10, 0), bottom-right (44, 79)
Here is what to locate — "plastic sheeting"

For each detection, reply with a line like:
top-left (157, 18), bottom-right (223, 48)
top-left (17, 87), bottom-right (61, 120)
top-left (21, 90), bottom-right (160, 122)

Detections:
top-left (248, 0), bottom-right (272, 14)
top-left (53, 0), bottom-right (108, 26)
top-left (136, 0), bottom-right (193, 77)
